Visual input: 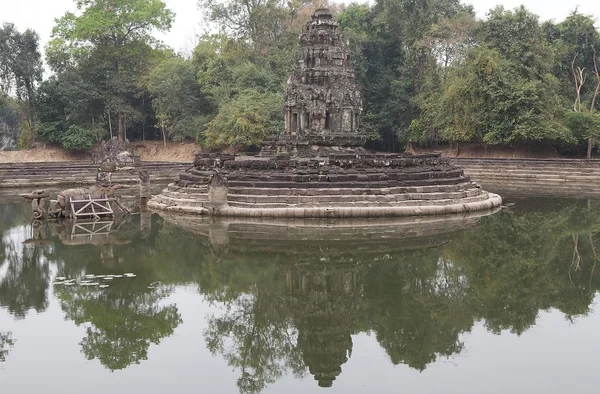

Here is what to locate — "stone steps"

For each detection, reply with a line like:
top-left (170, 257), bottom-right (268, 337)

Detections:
top-left (165, 184), bottom-right (208, 194)
top-left (466, 174), bottom-right (600, 182)
top-left (227, 193), bottom-right (489, 209)
top-left (213, 177), bottom-right (471, 189)
top-left (151, 195), bottom-right (208, 208)
top-left (464, 168), bottom-right (600, 177)
top-left (153, 181), bottom-right (486, 210)
top-left (463, 165), bottom-right (599, 171)
top-left (0, 162), bottom-right (190, 188)
top-left (452, 158), bottom-right (600, 197)
top-left (453, 158), bottom-right (600, 166)
top-left (225, 188), bottom-right (483, 204)
top-left (162, 190), bottom-right (209, 201)
top-left (179, 172), bottom-right (472, 189)
top-left (225, 182), bottom-right (474, 196)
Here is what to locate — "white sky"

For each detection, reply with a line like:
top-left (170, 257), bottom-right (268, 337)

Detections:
top-left (1, 0), bottom-right (599, 58)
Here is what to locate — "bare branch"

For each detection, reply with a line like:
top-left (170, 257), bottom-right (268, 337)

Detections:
top-left (572, 54), bottom-right (586, 112)
top-left (591, 46), bottom-right (600, 113)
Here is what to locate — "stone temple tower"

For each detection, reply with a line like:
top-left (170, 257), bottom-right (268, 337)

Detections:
top-left (283, 8), bottom-right (364, 147)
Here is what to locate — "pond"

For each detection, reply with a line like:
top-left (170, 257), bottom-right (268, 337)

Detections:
top-left (1, 195), bottom-right (600, 393)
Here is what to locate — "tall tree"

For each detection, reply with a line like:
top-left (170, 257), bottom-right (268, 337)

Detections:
top-left (147, 56), bottom-right (206, 145)
top-left (0, 23), bottom-right (43, 141)
top-left (550, 12), bottom-right (600, 157)
top-left (338, 0), bottom-right (473, 151)
top-left (49, 0), bottom-right (175, 141)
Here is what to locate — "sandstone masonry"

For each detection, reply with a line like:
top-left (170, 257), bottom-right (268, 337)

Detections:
top-left (148, 9), bottom-right (501, 217)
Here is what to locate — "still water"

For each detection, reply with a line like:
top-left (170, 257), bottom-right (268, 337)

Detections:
top-left (1, 195), bottom-right (600, 393)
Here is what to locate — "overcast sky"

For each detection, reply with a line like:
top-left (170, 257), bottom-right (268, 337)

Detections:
top-left (2, 0), bottom-right (599, 57)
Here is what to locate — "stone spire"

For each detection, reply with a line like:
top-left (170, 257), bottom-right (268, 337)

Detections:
top-left (284, 8), bottom-right (364, 147)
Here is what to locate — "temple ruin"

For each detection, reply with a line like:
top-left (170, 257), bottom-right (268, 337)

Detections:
top-left (148, 9), bottom-right (502, 217)
top-left (284, 9), bottom-right (363, 145)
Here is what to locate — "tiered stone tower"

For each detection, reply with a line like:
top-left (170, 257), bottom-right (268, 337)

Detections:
top-left (148, 9), bottom-right (501, 218)
top-left (281, 9), bottom-right (364, 148)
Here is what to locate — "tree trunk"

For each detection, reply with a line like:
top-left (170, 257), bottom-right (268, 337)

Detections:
top-left (108, 111), bottom-right (113, 138)
top-left (115, 57), bottom-right (124, 141)
top-left (161, 119), bottom-right (167, 148)
top-left (588, 137), bottom-right (593, 159)
top-left (28, 99), bottom-right (36, 142)
top-left (117, 111), bottom-right (124, 141)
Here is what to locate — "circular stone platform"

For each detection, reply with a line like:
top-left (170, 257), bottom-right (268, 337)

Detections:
top-left (148, 150), bottom-right (501, 218)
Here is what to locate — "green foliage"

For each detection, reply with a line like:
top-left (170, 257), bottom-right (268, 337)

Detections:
top-left (17, 123), bottom-right (33, 150)
top-left (198, 0), bottom-right (299, 53)
top-left (148, 56), bottom-right (206, 141)
top-left (550, 11), bottom-right (600, 107)
top-left (408, 5), bottom-right (574, 147)
top-left (0, 23), bottom-right (43, 140)
top-left (565, 111), bottom-right (600, 140)
top-left (203, 90), bottom-right (282, 148)
top-left (61, 124), bottom-right (100, 150)
top-left (6, 197), bottom-right (600, 385)
top-left (4, 0), bottom-right (600, 153)
top-left (47, 0), bottom-right (175, 142)
top-left (0, 95), bottom-right (21, 150)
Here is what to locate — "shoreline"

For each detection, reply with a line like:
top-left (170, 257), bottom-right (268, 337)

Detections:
top-left (3, 157), bottom-right (600, 200)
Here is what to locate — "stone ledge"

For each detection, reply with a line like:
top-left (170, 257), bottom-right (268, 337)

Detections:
top-left (149, 193), bottom-right (501, 218)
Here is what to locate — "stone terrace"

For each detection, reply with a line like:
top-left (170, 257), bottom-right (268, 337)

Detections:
top-left (149, 152), bottom-right (500, 217)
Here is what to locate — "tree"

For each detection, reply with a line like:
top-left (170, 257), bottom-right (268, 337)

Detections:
top-left (57, 285), bottom-right (181, 371)
top-left (409, 11), bottom-right (479, 146)
top-left (550, 12), bottom-right (600, 157)
top-left (411, 6), bottom-right (570, 148)
top-left (198, 0), bottom-right (306, 53)
top-left (0, 242), bottom-right (51, 319)
top-left (337, 0), bottom-right (474, 151)
top-left (202, 90), bottom-right (282, 149)
top-left (0, 23), bottom-right (43, 141)
top-left (551, 12), bottom-right (600, 105)
top-left (565, 111), bottom-right (600, 152)
top-left (50, 0), bottom-right (175, 141)
top-left (147, 57), bottom-right (206, 145)
top-left (0, 96), bottom-right (21, 150)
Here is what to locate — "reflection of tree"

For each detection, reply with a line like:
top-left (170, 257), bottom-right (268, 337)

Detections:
top-left (8, 196), bottom-right (600, 389)
top-left (360, 253), bottom-right (472, 370)
top-left (0, 203), bottom-right (50, 318)
top-left (203, 261), bottom-right (304, 394)
top-left (56, 285), bottom-right (181, 371)
top-left (447, 200), bottom-right (600, 334)
top-left (0, 243), bottom-right (50, 318)
top-left (0, 331), bottom-right (14, 362)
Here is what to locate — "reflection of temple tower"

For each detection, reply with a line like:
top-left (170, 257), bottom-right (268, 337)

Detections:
top-left (287, 262), bottom-right (361, 388)
top-left (284, 9), bottom-right (363, 145)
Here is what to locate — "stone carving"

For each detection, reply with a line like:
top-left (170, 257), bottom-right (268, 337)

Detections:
top-left (283, 8), bottom-right (364, 147)
top-left (93, 137), bottom-right (151, 204)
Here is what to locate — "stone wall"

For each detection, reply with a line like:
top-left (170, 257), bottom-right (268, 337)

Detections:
top-left (0, 162), bottom-right (190, 188)
top-left (455, 158), bottom-right (600, 198)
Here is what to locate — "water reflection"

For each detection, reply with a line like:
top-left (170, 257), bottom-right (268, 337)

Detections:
top-left (55, 284), bottom-right (181, 371)
top-left (0, 331), bottom-right (14, 363)
top-left (1, 198), bottom-right (600, 392)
